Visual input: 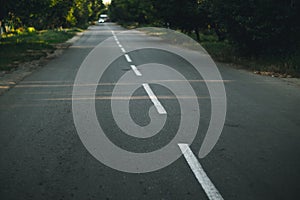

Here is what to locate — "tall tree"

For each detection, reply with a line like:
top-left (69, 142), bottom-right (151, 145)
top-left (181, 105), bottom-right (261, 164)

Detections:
top-left (211, 0), bottom-right (300, 54)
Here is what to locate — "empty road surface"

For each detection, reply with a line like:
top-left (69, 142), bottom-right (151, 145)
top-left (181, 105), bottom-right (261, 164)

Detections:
top-left (0, 23), bottom-right (300, 200)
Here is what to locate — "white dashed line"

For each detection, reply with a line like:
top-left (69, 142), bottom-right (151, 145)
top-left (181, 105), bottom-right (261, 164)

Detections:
top-left (124, 54), bottom-right (132, 63)
top-left (110, 27), bottom-right (222, 200)
top-left (121, 48), bottom-right (126, 53)
top-left (110, 29), bottom-right (222, 200)
top-left (111, 31), bottom-right (127, 56)
top-left (130, 65), bottom-right (142, 76)
top-left (142, 83), bottom-right (167, 115)
top-left (178, 144), bottom-right (224, 200)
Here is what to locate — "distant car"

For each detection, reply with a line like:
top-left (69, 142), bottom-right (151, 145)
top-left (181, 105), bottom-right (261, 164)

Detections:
top-left (98, 14), bottom-right (108, 23)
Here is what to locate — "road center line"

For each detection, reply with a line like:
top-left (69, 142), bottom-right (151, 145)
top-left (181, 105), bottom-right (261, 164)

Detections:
top-left (111, 31), bottom-right (127, 55)
top-left (142, 83), bottom-right (167, 114)
top-left (124, 54), bottom-right (132, 63)
top-left (130, 65), bottom-right (142, 76)
top-left (178, 144), bottom-right (224, 200)
top-left (121, 48), bottom-right (126, 53)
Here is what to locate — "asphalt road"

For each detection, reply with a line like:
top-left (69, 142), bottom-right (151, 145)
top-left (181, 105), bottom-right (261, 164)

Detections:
top-left (0, 23), bottom-right (300, 200)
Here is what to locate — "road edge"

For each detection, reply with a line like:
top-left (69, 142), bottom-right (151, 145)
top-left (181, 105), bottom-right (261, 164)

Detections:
top-left (0, 32), bottom-right (84, 96)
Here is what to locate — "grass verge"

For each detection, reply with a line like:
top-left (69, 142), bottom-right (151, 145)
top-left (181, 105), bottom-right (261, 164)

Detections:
top-left (196, 33), bottom-right (300, 78)
top-left (0, 28), bottom-right (82, 71)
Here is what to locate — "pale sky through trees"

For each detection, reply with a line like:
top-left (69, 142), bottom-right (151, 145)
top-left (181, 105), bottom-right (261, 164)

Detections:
top-left (103, 0), bottom-right (111, 5)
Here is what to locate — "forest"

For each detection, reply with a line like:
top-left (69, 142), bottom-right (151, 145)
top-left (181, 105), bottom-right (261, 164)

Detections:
top-left (109, 0), bottom-right (299, 57)
top-left (0, 0), bottom-right (105, 30)
top-left (0, 0), bottom-right (299, 75)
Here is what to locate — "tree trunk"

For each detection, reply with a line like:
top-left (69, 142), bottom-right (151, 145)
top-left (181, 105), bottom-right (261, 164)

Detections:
top-left (194, 27), bottom-right (200, 41)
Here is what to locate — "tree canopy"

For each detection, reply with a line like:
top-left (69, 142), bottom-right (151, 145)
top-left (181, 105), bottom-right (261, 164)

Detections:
top-left (1, 0), bottom-right (299, 56)
top-left (109, 0), bottom-right (300, 55)
top-left (0, 0), bottom-right (105, 30)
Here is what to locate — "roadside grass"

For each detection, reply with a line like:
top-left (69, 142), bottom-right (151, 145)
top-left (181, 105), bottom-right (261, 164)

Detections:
top-left (196, 33), bottom-right (300, 78)
top-left (0, 28), bottom-right (82, 71)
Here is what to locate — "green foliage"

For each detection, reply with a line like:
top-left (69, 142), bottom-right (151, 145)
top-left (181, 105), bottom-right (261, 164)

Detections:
top-left (67, 7), bottom-right (77, 27)
top-left (0, 0), bottom-right (299, 75)
top-left (27, 27), bottom-right (36, 33)
top-left (0, 0), bottom-right (105, 30)
top-left (210, 0), bottom-right (300, 55)
top-left (108, 0), bottom-right (300, 75)
top-left (109, 0), bottom-right (157, 25)
top-left (109, 0), bottom-right (300, 60)
top-left (0, 28), bottom-right (79, 70)
top-left (109, 0), bottom-right (300, 54)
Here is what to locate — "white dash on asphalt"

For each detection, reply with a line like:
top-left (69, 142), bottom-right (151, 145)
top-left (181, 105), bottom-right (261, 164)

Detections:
top-left (142, 83), bottom-right (167, 115)
top-left (178, 144), bottom-right (224, 200)
top-left (130, 65), bottom-right (142, 76)
top-left (118, 44), bottom-right (123, 48)
top-left (121, 48), bottom-right (126, 53)
top-left (124, 54), bottom-right (132, 63)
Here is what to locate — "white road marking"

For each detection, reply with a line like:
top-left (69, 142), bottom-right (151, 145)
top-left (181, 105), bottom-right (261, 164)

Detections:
top-left (142, 83), bottom-right (167, 115)
top-left (110, 30), bottom-right (125, 53)
top-left (130, 65), bottom-right (142, 76)
top-left (121, 48), bottom-right (126, 53)
top-left (124, 54), bottom-right (132, 63)
top-left (178, 144), bottom-right (224, 200)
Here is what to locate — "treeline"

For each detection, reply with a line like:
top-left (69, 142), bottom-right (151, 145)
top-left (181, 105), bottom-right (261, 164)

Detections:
top-left (109, 0), bottom-right (300, 56)
top-left (0, 0), bottom-right (105, 30)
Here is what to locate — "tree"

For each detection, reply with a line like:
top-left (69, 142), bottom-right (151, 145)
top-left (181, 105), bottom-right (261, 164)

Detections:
top-left (210, 0), bottom-right (300, 55)
top-left (109, 0), bottom-right (157, 24)
top-left (0, 0), bottom-right (105, 30)
top-left (89, 0), bottom-right (105, 21)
